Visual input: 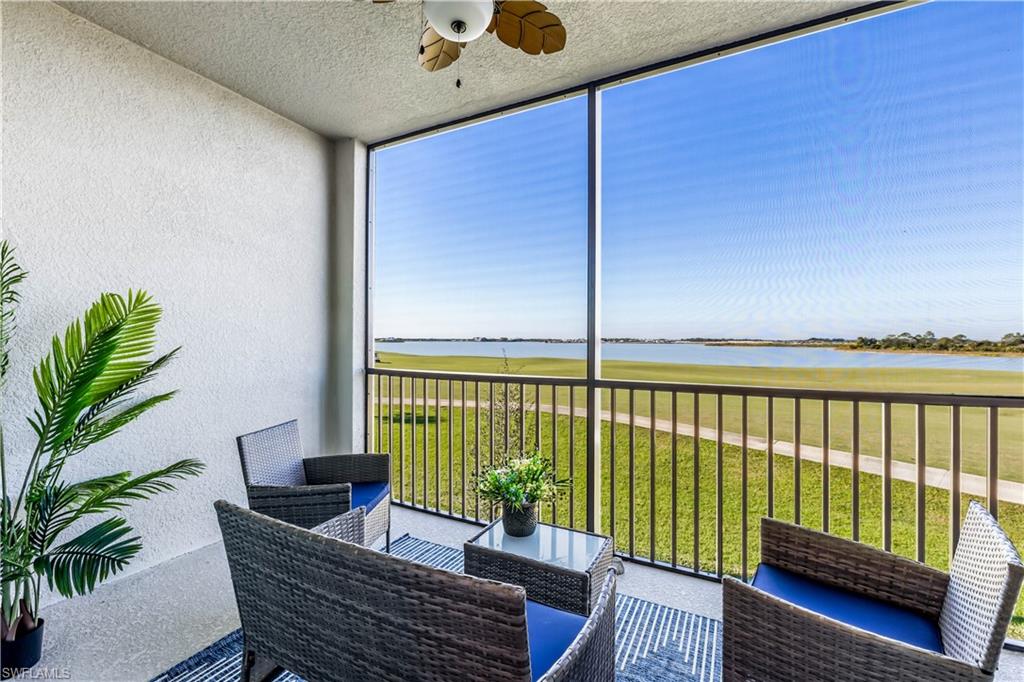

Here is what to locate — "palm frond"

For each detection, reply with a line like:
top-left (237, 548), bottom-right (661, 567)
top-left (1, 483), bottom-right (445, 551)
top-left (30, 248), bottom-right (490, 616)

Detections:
top-left (1, 550), bottom-right (33, 585)
top-left (64, 392), bottom-right (176, 459)
top-left (85, 291), bottom-right (162, 401)
top-left (24, 472), bottom-right (133, 552)
top-left (0, 241), bottom-right (27, 383)
top-left (33, 352), bottom-right (180, 490)
top-left (60, 472), bottom-right (131, 495)
top-left (33, 291), bottom-right (162, 455)
top-left (57, 459), bottom-right (204, 530)
top-left (26, 482), bottom-right (83, 552)
top-left (0, 243), bottom-right (26, 306)
top-left (74, 349), bottom-right (178, 432)
top-left (1, 513), bottom-right (31, 583)
top-left (36, 516), bottom-right (141, 598)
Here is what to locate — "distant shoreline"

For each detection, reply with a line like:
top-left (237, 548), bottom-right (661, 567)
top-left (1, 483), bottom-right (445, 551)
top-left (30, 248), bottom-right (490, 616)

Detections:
top-left (833, 346), bottom-right (1023, 358)
top-left (375, 338), bottom-right (1022, 357)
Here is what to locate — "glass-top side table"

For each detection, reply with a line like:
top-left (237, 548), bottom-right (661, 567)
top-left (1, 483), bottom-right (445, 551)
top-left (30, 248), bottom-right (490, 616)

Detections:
top-left (464, 519), bottom-right (614, 616)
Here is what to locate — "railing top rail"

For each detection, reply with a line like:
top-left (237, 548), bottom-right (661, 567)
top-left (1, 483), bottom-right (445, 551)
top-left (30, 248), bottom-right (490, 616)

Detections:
top-left (368, 366), bottom-right (1024, 407)
top-left (368, 366), bottom-right (589, 387)
top-left (593, 378), bottom-right (1024, 408)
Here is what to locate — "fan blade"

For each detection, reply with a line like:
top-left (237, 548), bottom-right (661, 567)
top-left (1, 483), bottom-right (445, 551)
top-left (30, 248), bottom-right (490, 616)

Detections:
top-left (492, 1), bottom-right (565, 55)
top-left (487, 1), bottom-right (503, 33)
top-left (419, 23), bottom-right (462, 72)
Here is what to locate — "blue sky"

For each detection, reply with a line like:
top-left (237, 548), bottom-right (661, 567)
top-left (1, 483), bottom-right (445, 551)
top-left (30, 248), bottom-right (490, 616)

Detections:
top-left (373, 1), bottom-right (1023, 340)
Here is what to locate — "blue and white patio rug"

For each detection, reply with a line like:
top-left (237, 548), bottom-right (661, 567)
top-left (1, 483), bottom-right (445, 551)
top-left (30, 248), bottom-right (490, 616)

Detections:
top-left (153, 535), bottom-right (722, 682)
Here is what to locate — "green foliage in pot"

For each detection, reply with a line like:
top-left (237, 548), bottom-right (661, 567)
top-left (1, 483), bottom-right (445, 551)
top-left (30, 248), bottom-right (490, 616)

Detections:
top-left (0, 241), bottom-right (204, 642)
top-left (477, 452), bottom-right (566, 511)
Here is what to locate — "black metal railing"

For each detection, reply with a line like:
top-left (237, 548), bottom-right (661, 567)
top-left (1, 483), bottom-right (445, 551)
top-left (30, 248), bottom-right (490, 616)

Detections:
top-left (367, 367), bottom-right (1023, 587)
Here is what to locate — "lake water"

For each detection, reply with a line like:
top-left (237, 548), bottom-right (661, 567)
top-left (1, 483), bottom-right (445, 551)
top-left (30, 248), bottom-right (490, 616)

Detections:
top-left (377, 340), bottom-right (1024, 372)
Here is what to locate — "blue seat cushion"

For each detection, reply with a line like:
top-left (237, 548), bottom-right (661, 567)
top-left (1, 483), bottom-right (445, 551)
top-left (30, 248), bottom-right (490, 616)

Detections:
top-left (349, 481), bottom-right (389, 511)
top-left (526, 599), bottom-right (586, 681)
top-left (752, 564), bottom-right (943, 653)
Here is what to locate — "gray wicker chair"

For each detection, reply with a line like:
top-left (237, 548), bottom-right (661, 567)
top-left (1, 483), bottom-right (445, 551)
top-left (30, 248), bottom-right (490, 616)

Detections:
top-left (214, 500), bottom-right (617, 682)
top-left (723, 501), bottom-right (1023, 681)
top-left (236, 419), bottom-right (390, 551)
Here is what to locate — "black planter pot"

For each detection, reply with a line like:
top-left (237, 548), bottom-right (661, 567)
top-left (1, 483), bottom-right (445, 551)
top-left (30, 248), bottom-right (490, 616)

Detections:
top-left (502, 502), bottom-right (538, 537)
top-left (1, 618), bottom-right (44, 680)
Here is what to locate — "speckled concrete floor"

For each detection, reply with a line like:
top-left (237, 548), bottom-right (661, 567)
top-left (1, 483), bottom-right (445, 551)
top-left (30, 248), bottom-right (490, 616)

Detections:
top-left (31, 504), bottom-right (1024, 681)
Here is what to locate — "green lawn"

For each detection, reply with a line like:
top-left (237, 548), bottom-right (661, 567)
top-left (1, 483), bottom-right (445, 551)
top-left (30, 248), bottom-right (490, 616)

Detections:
top-left (376, 352), bottom-right (1024, 483)
top-left (371, 362), bottom-right (1024, 637)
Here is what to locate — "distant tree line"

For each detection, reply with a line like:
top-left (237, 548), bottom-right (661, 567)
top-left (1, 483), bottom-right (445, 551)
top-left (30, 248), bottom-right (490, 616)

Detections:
top-left (850, 331), bottom-right (1024, 353)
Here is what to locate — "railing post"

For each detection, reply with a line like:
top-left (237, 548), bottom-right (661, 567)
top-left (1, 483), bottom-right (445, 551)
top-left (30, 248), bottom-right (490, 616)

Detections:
top-left (988, 406), bottom-right (999, 519)
top-left (950, 405), bottom-right (961, 556)
top-left (585, 85), bottom-right (602, 533)
top-left (915, 403), bottom-right (926, 562)
top-left (882, 401), bottom-right (892, 552)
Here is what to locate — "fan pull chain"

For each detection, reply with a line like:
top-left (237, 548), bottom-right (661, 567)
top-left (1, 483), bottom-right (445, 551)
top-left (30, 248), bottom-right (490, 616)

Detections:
top-left (453, 5), bottom-right (464, 89)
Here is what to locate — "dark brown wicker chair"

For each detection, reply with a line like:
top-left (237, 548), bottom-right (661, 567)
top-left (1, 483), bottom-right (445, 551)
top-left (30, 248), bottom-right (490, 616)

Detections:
top-left (236, 419), bottom-right (390, 550)
top-left (723, 501), bottom-right (1023, 681)
top-left (214, 500), bottom-right (617, 682)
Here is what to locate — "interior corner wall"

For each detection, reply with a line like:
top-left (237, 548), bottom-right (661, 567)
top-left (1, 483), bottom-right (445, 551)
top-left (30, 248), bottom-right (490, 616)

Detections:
top-left (327, 139), bottom-right (368, 454)
top-left (1, 1), bottom-right (337, 603)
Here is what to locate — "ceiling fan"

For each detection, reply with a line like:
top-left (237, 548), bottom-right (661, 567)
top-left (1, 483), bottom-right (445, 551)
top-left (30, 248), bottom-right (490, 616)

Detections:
top-left (373, 1), bottom-right (567, 75)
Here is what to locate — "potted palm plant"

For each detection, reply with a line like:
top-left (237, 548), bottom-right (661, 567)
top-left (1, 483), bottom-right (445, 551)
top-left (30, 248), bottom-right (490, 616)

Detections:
top-left (477, 453), bottom-right (565, 537)
top-left (0, 242), bottom-right (204, 677)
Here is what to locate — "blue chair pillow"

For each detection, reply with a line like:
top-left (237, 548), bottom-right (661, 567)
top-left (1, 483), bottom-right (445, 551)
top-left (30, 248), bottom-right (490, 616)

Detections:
top-left (753, 564), bottom-right (943, 653)
top-left (525, 599), bottom-right (587, 681)
top-left (350, 481), bottom-right (390, 511)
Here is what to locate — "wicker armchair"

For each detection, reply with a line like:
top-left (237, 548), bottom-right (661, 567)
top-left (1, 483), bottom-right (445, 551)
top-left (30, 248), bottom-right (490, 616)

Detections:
top-left (214, 500), bottom-right (617, 682)
top-left (723, 501), bottom-right (1023, 681)
top-left (236, 420), bottom-right (390, 550)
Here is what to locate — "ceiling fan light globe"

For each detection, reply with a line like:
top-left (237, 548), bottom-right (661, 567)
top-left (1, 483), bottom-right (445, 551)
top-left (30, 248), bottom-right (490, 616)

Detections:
top-left (424, 0), bottom-right (493, 42)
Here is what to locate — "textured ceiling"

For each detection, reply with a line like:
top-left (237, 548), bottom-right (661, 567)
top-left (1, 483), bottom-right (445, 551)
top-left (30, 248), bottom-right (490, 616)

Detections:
top-left (59, 1), bottom-right (868, 142)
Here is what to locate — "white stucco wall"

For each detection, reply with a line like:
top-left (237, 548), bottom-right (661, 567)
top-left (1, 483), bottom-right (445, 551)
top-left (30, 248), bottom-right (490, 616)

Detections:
top-left (1, 2), bottom-right (338, 604)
